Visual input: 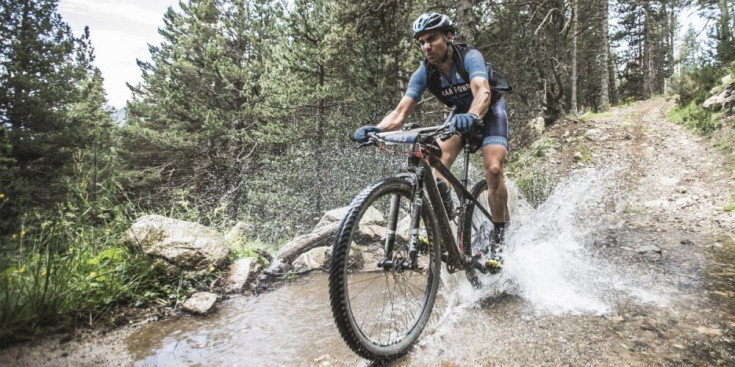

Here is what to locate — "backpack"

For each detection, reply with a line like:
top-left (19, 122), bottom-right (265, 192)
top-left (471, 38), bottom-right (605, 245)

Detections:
top-left (424, 43), bottom-right (512, 107)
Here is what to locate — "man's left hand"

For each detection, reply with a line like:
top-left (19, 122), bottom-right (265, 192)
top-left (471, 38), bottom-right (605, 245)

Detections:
top-left (448, 113), bottom-right (480, 134)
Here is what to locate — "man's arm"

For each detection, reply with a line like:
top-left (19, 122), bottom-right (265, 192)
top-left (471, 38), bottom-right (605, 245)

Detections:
top-left (467, 77), bottom-right (492, 119)
top-left (377, 96), bottom-right (418, 131)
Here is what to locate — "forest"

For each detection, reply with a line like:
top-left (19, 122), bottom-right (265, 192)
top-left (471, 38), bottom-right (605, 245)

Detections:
top-left (1, 0), bottom-right (733, 335)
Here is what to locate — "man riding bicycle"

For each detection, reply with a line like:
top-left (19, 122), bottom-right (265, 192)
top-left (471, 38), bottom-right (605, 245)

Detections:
top-left (353, 12), bottom-right (510, 268)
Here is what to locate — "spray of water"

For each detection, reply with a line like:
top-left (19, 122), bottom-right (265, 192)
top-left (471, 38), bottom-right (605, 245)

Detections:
top-left (436, 166), bottom-right (671, 319)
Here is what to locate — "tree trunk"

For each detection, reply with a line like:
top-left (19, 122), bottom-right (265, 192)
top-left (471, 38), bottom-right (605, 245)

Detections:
top-left (642, 1), bottom-right (651, 99)
top-left (571, 0), bottom-right (578, 116)
top-left (315, 65), bottom-right (325, 215)
top-left (456, 0), bottom-right (476, 45)
top-left (598, 0), bottom-right (610, 111)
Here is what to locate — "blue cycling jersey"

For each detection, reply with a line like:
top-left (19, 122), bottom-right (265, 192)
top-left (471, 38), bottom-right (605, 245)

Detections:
top-left (405, 47), bottom-right (509, 149)
top-left (405, 49), bottom-right (488, 112)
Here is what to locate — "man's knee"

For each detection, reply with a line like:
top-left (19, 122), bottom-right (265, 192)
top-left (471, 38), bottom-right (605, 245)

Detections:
top-left (484, 162), bottom-right (504, 187)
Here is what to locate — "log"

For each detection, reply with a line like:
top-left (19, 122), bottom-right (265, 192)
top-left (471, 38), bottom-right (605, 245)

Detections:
top-left (275, 221), bottom-right (341, 264)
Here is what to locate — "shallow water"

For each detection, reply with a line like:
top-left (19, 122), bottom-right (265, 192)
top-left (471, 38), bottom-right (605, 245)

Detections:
top-left (127, 274), bottom-right (362, 367)
top-left (126, 167), bottom-right (733, 366)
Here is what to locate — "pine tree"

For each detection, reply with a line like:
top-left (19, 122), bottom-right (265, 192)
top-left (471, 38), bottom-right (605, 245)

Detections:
top-left (0, 0), bottom-right (108, 233)
top-left (122, 0), bottom-right (282, 219)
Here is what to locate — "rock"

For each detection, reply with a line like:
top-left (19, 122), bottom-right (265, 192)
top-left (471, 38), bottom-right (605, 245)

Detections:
top-left (182, 292), bottom-right (218, 315)
top-left (722, 74), bottom-right (733, 86)
top-left (584, 128), bottom-right (608, 141)
top-left (611, 316), bottom-right (625, 324)
top-left (224, 222), bottom-right (251, 244)
top-left (643, 199), bottom-right (668, 208)
top-left (528, 116), bottom-right (545, 135)
top-left (636, 245), bottom-right (662, 254)
top-left (314, 207), bottom-right (351, 230)
top-left (223, 257), bottom-right (260, 293)
top-left (573, 151), bottom-right (583, 161)
top-left (313, 206), bottom-right (385, 231)
top-left (125, 215), bottom-right (230, 271)
top-left (703, 87), bottom-right (734, 111)
top-left (293, 247), bottom-right (331, 271)
top-left (695, 326), bottom-right (722, 336)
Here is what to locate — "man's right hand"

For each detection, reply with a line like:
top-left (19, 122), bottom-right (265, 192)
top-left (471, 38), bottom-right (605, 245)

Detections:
top-left (353, 126), bottom-right (382, 143)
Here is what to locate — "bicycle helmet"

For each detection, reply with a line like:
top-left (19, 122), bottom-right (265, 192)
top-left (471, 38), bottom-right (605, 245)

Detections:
top-left (412, 13), bottom-right (454, 39)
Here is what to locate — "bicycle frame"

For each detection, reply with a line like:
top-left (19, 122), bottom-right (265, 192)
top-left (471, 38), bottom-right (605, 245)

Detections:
top-left (381, 130), bottom-right (494, 274)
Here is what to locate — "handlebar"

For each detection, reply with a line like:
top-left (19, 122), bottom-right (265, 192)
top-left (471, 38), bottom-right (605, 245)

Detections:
top-left (360, 124), bottom-right (453, 148)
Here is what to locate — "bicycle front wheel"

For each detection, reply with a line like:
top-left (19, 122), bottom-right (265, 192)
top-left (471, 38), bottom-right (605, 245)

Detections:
top-left (329, 176), bottom-right (441, 361)
top-left (463, 179), bottom-right (493, 286)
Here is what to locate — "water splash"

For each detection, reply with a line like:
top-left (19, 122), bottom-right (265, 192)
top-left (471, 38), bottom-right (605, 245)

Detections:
top-left (443, 167), bottom-right (670, 316)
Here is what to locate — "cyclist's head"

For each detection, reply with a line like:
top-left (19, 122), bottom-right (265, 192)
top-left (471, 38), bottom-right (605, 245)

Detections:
top-left (412, 13), bottom-right (454, 39)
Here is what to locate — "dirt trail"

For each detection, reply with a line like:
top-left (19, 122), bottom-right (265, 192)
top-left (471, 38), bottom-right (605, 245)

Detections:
top-left (0, 98), bottom-right (733, 366)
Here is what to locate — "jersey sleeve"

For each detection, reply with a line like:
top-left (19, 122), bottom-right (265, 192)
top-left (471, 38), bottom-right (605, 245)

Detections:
top-left (404, 64), bottom-right (427, 101)
top-left (464, 49), bottom-right (489, 81)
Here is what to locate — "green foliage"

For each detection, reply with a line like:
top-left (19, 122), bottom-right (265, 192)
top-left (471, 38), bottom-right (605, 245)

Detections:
top-left (667, 100), bottom-right (721, 135)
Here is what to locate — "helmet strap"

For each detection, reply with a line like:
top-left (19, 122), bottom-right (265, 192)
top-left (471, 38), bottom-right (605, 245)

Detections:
top-left (439, 33), bottom-right (452, 65)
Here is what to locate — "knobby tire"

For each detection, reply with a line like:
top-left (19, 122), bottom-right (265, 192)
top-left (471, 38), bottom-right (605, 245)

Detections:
top-left (329, 176), bottom-right (441, 361)
top-left (463, 179), bottom-right (491, 287)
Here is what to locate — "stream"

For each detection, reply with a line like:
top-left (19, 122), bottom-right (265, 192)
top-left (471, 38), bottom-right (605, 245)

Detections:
top-left (124, 168), bottom-right (734, 366)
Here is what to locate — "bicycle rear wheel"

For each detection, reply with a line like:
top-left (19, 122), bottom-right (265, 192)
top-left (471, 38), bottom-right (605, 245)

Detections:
top-left (463, 179), bottom-right (492, 286)
top-left (329, 176), bottom-right (441, 361)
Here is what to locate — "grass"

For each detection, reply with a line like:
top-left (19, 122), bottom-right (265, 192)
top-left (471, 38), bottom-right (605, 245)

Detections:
top-left (666, 100), bottom-right (722, 135)
top-left (579, 111), bottom-right (614, 121)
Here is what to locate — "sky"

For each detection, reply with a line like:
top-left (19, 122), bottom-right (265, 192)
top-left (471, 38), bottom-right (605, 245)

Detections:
top-left (58, 0), bottom-right (179, 110)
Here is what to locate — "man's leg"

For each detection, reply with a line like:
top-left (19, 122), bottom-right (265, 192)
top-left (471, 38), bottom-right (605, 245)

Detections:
top-left (482, 144), bottom-right (508, 229)
top-left (435, 134), bottom-right (463, 177)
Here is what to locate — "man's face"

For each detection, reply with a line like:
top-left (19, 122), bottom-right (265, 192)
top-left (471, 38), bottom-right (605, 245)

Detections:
top-left (417, 30), bottom-right (450, 65)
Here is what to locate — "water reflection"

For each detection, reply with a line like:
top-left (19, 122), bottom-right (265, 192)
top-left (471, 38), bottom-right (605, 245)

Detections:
top-left (127, 274), bottom-right (362, 366)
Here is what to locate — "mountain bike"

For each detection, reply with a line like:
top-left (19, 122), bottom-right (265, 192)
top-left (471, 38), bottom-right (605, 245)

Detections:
top-left (328, 123), bottom-right (498, 361)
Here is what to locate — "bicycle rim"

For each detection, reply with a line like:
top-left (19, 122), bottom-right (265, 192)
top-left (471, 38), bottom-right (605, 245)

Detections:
top-left (329, 177), bottom-right (441, 360)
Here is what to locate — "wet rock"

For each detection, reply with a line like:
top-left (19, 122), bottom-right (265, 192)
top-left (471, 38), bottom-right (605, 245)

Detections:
top-left (293, 247), bottom-right (331, 271)
top-left (223, 257), bottom-right (260, 293)
top-left (125, 215), bottom-right (230, 271)
top-left (182, 292), bottom-right (218, 315)
top-left (224, 222), bottom-right (251, 244)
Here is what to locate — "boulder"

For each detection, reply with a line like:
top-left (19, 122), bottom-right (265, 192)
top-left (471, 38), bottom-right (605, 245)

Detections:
top-left (182, 292), bottom-right (218, 315)
top-left (125, 215), bottom-right (230, 271)
top-left (314, 206), bottom-right (386, 231)
top-left (528, 116), bottom-right (545, 135)
top-left (224, 221), bottom-right (251, 244)
top-left (223, 257), bottom-right (260, 293)
top-left (293, 247), bottom-right (332, 271)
